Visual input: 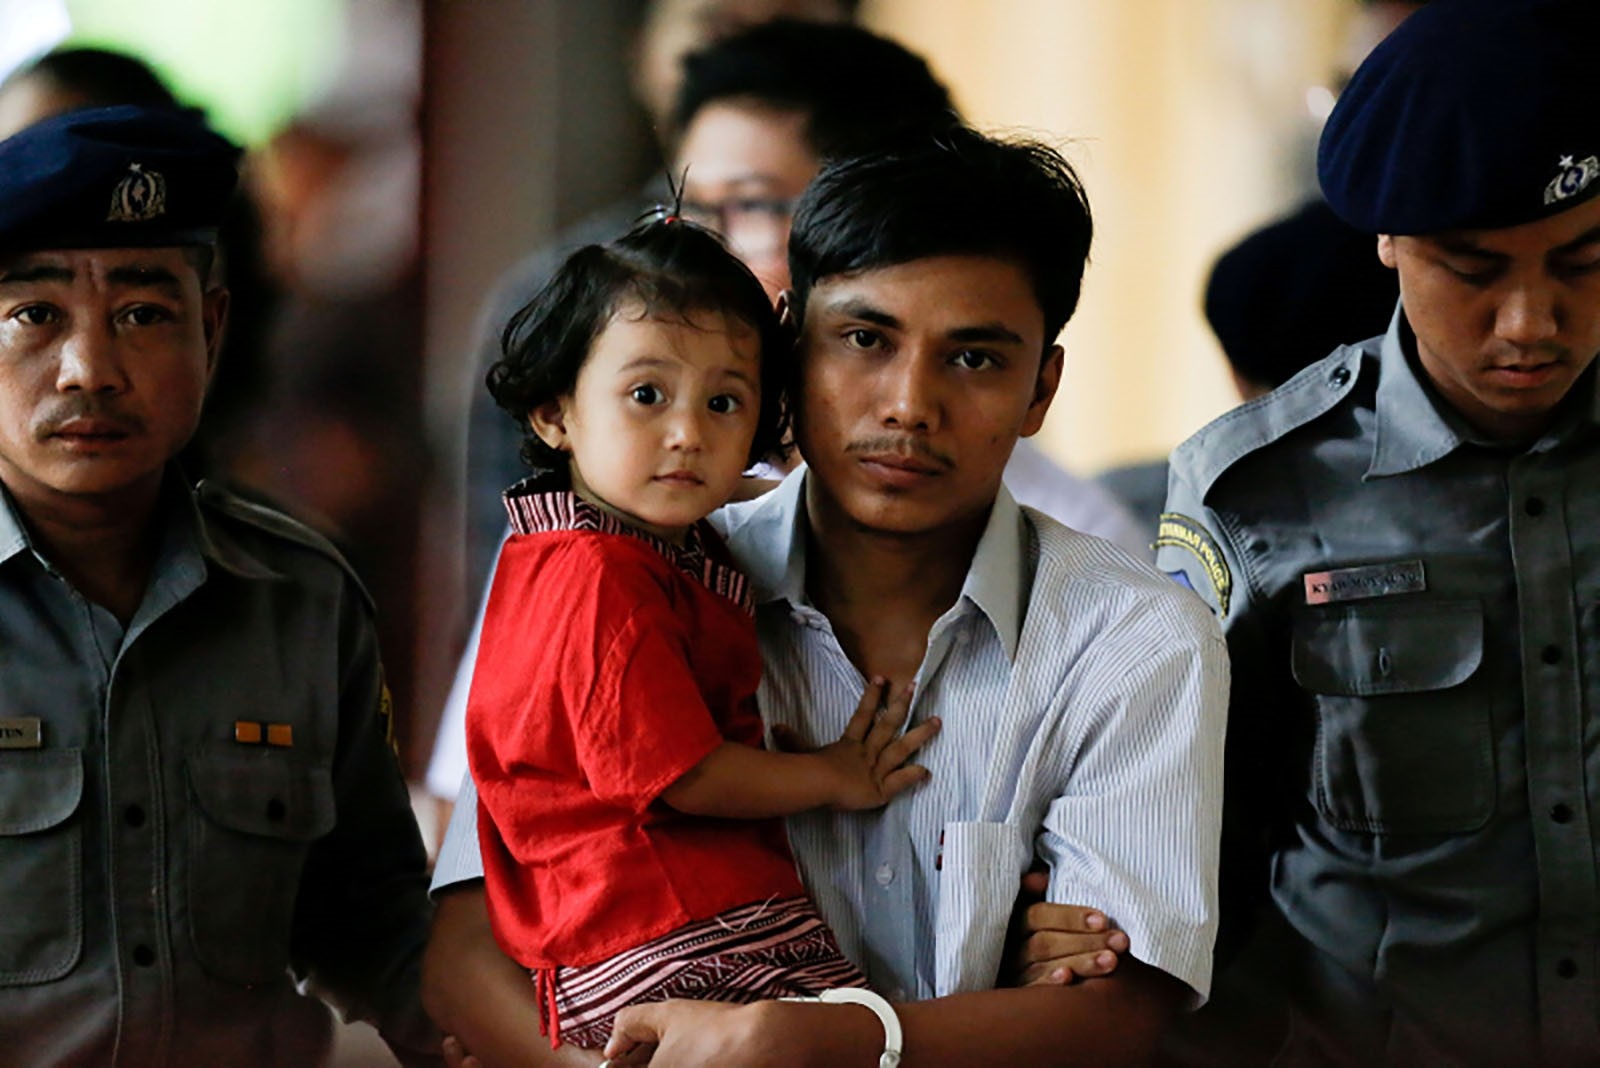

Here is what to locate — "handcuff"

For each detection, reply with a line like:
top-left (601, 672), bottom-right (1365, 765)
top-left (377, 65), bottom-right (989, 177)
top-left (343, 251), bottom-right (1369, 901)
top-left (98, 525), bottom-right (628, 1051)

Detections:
top-left (596, 986), bottom-right (903, 1068)
top-left (782, 986), bottom-right (903, 1068)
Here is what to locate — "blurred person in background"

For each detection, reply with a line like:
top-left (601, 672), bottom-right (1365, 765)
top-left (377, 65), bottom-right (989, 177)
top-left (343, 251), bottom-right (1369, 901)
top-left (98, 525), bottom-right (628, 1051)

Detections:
top-left (241, 103), bottom-right (429, 758)
top-left (1098, 202), bottom-right (1399, 526)
top-left (1098, 0), bottom-right (1425, 529)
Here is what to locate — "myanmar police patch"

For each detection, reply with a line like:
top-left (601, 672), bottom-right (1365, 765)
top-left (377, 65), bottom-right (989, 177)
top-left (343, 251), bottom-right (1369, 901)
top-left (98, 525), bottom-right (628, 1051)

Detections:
top-left (1156, 512), bottom-right (1232, 617)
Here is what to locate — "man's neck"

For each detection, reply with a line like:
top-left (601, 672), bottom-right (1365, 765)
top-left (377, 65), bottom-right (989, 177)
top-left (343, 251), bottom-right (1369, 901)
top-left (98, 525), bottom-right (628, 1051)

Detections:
top-left (8, 477), bottom-right (165, 626)
top-left (802, 484), bottom-right (989, 685)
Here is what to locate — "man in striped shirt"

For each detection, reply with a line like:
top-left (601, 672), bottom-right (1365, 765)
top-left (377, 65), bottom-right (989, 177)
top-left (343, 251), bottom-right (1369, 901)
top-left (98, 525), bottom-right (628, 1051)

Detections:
top-left (425, 126), bottom-right (1229, 1066)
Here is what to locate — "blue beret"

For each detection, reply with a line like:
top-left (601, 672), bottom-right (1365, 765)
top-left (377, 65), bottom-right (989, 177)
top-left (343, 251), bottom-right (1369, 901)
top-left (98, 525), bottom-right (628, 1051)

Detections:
top-left (1319, 0), bottom-right (1600, 234)
top-left (0, 105), bottom-right (240, 254)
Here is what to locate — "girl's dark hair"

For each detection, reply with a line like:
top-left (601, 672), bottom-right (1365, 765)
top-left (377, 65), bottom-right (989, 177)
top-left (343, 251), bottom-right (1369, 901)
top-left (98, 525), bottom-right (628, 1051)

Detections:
top-left (488, 217), bottom-right (790, 472)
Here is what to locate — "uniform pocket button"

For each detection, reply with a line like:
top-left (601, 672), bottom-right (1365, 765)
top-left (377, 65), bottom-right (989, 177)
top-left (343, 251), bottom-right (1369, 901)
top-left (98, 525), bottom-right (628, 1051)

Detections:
top-left (1542, 645), bottom-right (1563, 665)
top-left (1524, 497), bottom-right (1545, 516)
top-left (265, 798), bottom-right (286, 823)
top-left (123, 804), bottom-right (146, 828)
top-left (1557, 958), bottom-right (1579, 979)
top-left (133, 944), bottom-right (156, 967)
top-left (1329, 366), bottom-right (1351, 388)
top-left (1551, 803), bottom-right (1574, 824)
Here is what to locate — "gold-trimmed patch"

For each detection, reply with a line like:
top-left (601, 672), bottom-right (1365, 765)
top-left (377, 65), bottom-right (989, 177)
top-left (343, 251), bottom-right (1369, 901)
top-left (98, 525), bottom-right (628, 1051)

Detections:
top-left (1156, 512), bottom-right (1232, 616)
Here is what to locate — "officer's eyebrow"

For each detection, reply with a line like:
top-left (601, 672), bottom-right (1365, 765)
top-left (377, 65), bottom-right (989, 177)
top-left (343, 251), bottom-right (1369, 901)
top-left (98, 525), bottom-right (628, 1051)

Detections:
top-left (1552, 225), bottom-right (1600, 256)
top-left (0, 263), bottom-right (74, 286)
top-left (106, 264), bottom-right (183, 293)
top-left (1429, 234), bottom-right (1507, 262)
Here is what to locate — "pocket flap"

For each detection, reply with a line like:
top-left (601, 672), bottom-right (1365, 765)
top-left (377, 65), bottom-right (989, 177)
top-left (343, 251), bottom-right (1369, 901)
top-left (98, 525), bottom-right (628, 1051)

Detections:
top-left (1292, 599), bottom-right (1482, 697)
top-left (187, 748), bottom-right (336, 842)
top-left (0, 749), bottom-right (82, 835)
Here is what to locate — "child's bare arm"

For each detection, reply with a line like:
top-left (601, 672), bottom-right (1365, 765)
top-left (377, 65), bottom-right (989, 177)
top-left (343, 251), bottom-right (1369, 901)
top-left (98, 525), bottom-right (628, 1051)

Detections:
top-left (660, 678), bottom-right (938, 818)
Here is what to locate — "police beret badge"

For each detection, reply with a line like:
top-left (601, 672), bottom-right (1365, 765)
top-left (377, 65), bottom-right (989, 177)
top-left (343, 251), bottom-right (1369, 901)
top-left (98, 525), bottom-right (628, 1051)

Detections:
top-left (1545, 155), bottom-right (1599, 208)
top-left (0, 104), bottom-right (237, 252)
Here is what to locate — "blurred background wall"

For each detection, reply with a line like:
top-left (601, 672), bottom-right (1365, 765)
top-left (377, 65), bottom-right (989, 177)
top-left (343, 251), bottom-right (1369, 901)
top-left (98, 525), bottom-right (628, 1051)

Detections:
top-left (3, 0), bottom-right (1360, 778)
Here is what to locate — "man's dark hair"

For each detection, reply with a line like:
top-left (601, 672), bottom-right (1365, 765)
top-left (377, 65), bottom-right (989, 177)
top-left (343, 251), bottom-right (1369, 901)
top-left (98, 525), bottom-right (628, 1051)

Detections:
top-left (787, 125), bottom-right (1093, 344)
top-left (1, 47), bottom-right (179, 109)
top-left (489, 218), bottom-right (790, 472)
top-left (673, 20), bottom-right (959, 161)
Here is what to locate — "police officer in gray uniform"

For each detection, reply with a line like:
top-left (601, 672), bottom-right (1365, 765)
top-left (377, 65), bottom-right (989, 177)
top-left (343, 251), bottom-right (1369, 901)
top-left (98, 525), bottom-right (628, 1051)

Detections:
top-left (1158, 1), bottom-right (1600, 1063)
top-left (0, 107), bottom-right (439, 1066)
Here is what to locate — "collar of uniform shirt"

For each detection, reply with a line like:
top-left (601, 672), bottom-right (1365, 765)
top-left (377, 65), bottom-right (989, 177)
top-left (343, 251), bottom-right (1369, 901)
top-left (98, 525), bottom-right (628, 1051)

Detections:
top-left (718, 466), bottom-right (1027, 661)
top-left (1368, 312), bottom-right (1600, 479)
top-left (0, 484), bottom-right (28, 566)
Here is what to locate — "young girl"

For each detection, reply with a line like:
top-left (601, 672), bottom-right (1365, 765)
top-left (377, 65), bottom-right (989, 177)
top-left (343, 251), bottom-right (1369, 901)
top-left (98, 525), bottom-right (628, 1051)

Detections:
top-left (466, 217), bottom-right (938, 1051)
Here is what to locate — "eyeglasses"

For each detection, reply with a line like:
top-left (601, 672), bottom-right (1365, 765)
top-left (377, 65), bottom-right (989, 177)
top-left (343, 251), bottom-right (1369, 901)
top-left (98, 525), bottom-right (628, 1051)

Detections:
top-left (678, 196), bottom-right (796, 257)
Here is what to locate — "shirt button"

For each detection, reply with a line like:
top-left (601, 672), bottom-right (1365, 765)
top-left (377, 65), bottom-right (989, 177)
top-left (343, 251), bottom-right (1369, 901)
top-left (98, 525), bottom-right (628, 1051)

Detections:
top-left (1541, 645), bottom-right (1563, 665)
top-left (132, 944), bottom-right (156, 968)
top-left (123, 804), bottom-right (146, 828)
top-left (875, 863), bottom-right (894, 887)
top-left (1328, 366), bottom-right (1351, 388)
top-left (265, 798), bottom-right (287, 823)
top-left (1524, 497), bottom-right (1545, 517)
top-left (1557, 958), bottom-right (1579, 979)
top-left (1550, 803), bottom-right (1574, 824)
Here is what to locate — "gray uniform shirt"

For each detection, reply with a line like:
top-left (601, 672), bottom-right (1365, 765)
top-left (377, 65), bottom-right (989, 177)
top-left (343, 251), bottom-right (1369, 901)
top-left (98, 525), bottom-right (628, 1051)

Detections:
top-left (0, 475), bottom-right (438, 1067)
top-left (1159, 309), bottom-right (1600, 1066)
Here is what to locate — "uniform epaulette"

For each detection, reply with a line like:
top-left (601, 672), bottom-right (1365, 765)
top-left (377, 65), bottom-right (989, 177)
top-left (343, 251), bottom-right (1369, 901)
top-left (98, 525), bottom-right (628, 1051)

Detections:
top-left (1171, 344), bottom-right (1370, 501)
top-left (193, 480), bottom-right (376, 612)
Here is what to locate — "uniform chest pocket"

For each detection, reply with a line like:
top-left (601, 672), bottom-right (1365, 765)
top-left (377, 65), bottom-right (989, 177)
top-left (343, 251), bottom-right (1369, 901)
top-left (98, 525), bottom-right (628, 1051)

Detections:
top-left (186, 748), bottom-right (336, 985)
top-left (1292, 599), bottom-right (1492, 834)
top-left (0, 749), bottom-right (83, 985)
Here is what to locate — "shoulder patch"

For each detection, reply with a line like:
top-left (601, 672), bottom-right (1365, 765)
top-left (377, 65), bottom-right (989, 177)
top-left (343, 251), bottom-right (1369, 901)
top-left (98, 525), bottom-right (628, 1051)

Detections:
top-left (1170, 346), bottom-right (1368, 501)
top-left (1155, 513), bottom-right (1231, 617)
top-left (194, 481), bottom-right (375, 611)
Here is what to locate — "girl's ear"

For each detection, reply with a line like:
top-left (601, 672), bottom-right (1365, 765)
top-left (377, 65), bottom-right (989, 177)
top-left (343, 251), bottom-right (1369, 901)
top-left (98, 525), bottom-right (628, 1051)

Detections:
top-left (529, 398), bottom-right (572, 453)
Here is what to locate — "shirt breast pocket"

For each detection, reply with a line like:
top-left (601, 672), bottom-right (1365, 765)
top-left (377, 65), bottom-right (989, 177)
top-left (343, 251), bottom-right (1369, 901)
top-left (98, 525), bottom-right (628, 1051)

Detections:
top-left (186, 747), bottom-right (336, 985)
top-left (1292, 599), bottom-right (1492, 834)
top-left (0, 749), bottom-right (83, 985)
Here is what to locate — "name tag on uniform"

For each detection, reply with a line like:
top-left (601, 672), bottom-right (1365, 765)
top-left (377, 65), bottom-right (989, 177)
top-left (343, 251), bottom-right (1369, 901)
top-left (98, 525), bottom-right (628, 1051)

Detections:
top-left (1304, 559), bottom-right (1426, 605)
top-left (0, 717), bottom-right (43, 749)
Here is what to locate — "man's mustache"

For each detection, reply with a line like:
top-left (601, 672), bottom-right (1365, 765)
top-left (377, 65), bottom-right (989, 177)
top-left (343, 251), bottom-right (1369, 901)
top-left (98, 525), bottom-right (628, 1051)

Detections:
top-left (35, 399), bottom-right (145, 438)
top-left (844, 435), bottom-right (955, 470)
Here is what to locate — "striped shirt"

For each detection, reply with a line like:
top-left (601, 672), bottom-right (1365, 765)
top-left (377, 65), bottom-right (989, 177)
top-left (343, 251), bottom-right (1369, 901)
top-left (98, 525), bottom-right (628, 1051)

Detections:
top-left (435, 469), bottom-right (1229, 1003)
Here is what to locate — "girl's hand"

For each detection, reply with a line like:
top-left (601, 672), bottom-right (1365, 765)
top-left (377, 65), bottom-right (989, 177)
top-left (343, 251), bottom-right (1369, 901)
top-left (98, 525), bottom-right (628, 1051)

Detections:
top-left (814, 677), bottom-right (938, 810)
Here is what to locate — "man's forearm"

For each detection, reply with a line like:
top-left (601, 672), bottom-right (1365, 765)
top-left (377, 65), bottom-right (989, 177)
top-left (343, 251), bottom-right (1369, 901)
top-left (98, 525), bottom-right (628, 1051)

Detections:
top-left (775, 958), bottom-right (1184, 1067)
top-left (901, 958), bottom-right (1182, 1067)
top-left (421, 884), bottom-right (600, 1068)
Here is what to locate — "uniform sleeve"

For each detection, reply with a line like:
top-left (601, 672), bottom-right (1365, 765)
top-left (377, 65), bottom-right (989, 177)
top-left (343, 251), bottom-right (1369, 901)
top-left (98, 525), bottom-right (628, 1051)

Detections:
top-left (1038, 597), bottom-right (1230, 1007)
top-left (1156, 449), bottom-right (1295, 962)
top-left (290, 577), bottom-right (441, 1067)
